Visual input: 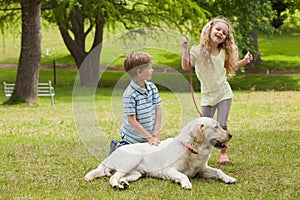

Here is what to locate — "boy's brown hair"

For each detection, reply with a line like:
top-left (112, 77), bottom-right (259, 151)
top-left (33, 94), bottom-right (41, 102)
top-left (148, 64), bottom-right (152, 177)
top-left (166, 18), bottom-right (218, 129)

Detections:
top-left (124, 52), bottom-right (153, 78)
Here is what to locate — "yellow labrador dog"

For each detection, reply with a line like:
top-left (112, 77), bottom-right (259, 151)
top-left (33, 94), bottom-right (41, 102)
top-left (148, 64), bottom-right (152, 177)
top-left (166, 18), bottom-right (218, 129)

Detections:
top-left (84, 117), bottom-right (237, 189)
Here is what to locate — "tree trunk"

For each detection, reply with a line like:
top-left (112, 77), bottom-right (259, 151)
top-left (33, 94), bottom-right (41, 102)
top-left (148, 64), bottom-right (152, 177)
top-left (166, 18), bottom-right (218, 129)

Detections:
top-left (78, 13), bottom-right (105, 87)
top-left (250, 28), bottom-right (265, 65)
top-left (53, 6), bottom-right (105, 86)
top-left (9, 0), bottom-right (41, 105)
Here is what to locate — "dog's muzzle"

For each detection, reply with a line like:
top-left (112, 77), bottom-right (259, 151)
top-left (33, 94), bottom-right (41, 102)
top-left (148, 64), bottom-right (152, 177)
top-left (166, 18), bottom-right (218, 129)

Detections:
top-left (210, 134), bottom-right (232, 149)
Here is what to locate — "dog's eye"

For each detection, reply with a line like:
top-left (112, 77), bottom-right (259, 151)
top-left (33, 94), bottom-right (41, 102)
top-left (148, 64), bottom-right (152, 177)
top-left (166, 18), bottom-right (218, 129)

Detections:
top-left (214, 125), bottom-right (219, 129)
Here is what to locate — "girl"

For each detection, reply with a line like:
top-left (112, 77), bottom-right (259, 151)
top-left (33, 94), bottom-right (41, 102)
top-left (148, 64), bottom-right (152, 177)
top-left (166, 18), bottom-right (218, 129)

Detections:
top-left (181, 17), bottom-right (253, 164)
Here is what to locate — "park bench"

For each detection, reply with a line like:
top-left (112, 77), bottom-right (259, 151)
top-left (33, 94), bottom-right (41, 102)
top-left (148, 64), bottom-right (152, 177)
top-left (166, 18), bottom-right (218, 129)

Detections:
top-left (3, 80), bottom-right (55, 107)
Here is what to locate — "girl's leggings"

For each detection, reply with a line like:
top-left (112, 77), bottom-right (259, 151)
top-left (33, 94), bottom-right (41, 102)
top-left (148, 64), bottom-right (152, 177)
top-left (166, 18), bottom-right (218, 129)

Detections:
top-left (201, 98), bottom-right (232, 131)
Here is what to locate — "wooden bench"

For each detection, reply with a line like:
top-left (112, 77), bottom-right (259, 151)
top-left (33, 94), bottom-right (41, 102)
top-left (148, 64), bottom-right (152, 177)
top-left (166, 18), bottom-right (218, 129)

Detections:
top-left (3, 80), bottom-right (55, 107)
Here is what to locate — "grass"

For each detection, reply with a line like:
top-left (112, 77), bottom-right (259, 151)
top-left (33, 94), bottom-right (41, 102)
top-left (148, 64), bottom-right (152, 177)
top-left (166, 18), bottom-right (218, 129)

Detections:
top-left (0, 68), bottom-right (300, 199)
top-left (0, 85), bottom-right (299, 199)
top-left (1, 25), bottom-right (300, 71)
top-left (255, 32), bottom-right (300, 70)
top-left (228, 74), bottom-right (300, 91)
top-left (1, 68), bottom-right (300, 92)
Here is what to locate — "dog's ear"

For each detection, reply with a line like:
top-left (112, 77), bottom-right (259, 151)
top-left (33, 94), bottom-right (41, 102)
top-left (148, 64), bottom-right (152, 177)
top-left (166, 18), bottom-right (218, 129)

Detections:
top-left (194, 123), bottom-right (204, 143)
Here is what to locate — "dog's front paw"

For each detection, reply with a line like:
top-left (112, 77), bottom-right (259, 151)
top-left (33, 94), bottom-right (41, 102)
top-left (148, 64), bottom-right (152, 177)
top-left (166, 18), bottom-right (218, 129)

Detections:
top-left (119, 180), bottom-right (130, 189)
top-left (112, 180), bottom-right (130, 190)
top-left (225, 176), bottom-right (237, 184)
top-left (181, 180), bottom-right (192, 190)
top-left (84, 173), bottom-right (94, 181)
top-left (84, 169), bottom-right (101, 181)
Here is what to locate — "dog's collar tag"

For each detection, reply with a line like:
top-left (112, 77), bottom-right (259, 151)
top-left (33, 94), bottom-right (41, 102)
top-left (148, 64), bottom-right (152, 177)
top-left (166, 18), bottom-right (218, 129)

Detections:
top-left (180, 141), bottom-right (199, 154)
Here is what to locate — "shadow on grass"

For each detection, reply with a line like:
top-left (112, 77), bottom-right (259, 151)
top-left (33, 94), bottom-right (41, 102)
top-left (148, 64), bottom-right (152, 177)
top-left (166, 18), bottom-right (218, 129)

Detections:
top-left (248, 60), bottom-right (300, 70)
top-left (229, 74), bottom-right (300, 91)
top-left (99, 71), bottom-right (300, 92)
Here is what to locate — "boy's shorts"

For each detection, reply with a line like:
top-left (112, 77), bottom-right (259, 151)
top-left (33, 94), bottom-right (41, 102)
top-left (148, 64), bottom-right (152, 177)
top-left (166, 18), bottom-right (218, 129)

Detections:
top-left (109, 139), bottom-right (130, 155)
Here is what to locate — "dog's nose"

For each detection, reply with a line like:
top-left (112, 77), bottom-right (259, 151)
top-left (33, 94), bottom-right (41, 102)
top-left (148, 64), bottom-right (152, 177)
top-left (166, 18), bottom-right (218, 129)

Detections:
top-left (228, 134), bottom-right (232, 139)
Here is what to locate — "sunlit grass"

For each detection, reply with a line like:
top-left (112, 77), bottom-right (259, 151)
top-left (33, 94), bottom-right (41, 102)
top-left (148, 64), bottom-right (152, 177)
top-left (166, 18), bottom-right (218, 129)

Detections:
top-left (256, 33), bottom-right (300, 70)
top-left (1, 25), bottom-right (300, 71)
top-left (0, 87), bottom-right (299, 199)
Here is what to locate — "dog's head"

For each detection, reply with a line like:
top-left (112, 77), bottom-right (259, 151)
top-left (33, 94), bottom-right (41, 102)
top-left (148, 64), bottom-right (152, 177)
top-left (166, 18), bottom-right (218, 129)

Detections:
top-left (187, 117), bottom-right (232, 149)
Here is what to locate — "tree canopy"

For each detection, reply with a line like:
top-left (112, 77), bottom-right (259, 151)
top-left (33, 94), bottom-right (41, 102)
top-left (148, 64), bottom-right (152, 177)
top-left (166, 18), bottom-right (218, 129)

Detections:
top-left (41, 0), bottom-right (210, 85)
top-left (270, 0), bottom-right (300, 28)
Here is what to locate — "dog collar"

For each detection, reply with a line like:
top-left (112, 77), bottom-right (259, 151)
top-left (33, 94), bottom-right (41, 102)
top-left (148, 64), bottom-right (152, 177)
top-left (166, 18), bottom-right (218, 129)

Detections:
top-left (180, 141), bottom-right (198, 154)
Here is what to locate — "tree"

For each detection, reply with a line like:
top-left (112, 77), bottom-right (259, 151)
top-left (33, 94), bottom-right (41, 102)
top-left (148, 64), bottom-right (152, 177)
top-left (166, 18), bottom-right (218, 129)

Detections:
top-left (42, 0), bottom-right (209, 86)
top-left (271, 0), bottom-right (289, 28)
top-left (270, 0), bottom-right (300, 29)
top-left (2, 0), bottom-right (41, 105)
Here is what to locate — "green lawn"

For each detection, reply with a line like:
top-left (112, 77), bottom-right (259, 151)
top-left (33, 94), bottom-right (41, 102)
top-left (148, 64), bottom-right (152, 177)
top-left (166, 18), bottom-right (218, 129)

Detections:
top-left (0, 87), bottom-right (299, 199)
top-left (1, 26), bottom-right (299, 71)
top-left (256, 32), bottom-right (300, 70)
top-left (1, 68), bottom-right (299, 91)
top-left (0, 68), bottom-right (299, 200)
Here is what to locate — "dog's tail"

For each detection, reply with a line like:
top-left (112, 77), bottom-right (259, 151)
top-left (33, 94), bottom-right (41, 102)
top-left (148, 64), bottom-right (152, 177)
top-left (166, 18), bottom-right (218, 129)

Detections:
top-left (84, 164), bottom-right (112, 181)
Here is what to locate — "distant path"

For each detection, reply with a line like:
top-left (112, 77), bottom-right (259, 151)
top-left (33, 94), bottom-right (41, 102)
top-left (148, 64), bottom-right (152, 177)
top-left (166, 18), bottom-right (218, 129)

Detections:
top-left (0, 64), bottom-right (299, 74)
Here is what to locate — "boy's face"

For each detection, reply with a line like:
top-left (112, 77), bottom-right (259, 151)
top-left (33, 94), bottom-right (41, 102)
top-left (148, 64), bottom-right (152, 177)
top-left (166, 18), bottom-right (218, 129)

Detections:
top-left (138, 63), bottom-right (153, 81)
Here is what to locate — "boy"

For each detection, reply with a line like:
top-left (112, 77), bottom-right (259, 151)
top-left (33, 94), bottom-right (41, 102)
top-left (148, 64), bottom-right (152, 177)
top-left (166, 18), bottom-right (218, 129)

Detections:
top-left (109, 52), bottom-right (162, 154)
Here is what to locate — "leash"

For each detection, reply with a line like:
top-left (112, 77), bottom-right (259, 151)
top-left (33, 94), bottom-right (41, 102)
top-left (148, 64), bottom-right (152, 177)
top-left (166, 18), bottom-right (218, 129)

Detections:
top-left (185, 39), bottom-right (203, 117)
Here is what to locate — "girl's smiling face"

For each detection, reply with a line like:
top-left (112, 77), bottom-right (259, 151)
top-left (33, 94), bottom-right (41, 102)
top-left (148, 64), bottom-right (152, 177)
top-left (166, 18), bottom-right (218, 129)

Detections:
top-left (210, 21), bottom-right (228, 45)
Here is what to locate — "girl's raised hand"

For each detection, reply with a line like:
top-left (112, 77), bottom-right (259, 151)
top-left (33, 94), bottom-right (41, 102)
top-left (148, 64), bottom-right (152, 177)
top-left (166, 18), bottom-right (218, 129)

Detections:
top-left (182, 36), bottom-right (189, 49)
top-left (244, 51), bottom-right (253, 63)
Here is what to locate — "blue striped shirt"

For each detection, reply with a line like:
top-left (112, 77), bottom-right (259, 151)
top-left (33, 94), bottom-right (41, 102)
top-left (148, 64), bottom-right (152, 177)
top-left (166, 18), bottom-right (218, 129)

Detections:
top-left (120, 80), bottom-right (162, 144)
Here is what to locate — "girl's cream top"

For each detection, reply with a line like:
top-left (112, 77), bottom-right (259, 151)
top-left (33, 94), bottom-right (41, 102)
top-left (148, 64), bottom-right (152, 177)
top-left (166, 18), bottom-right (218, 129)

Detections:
top-left (190, 45), bottom-right (233, 106)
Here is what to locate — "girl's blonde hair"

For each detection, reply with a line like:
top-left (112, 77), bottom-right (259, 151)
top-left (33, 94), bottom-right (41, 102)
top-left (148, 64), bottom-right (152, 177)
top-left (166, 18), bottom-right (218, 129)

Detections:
top-left (200, 17), bottom-right (238, 76)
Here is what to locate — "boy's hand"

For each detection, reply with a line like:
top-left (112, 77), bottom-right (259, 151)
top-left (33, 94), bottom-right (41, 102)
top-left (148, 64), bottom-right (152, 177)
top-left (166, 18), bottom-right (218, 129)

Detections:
top-left (153, 132), bottom-right (162, 141)
top-left (147, 135), bottom-right (161, 146)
